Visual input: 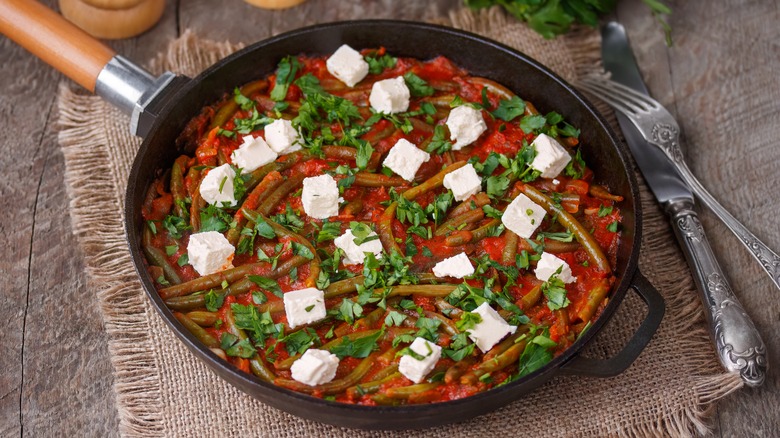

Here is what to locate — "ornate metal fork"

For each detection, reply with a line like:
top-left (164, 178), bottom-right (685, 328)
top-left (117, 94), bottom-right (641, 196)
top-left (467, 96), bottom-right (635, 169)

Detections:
top-left (580, 76), bottom-right (780, 292)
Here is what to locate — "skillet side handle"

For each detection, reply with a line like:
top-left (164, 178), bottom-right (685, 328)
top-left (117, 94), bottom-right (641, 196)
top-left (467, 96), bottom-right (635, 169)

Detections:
top-left (0, 0), bottom-right (115, 92)
top-left (562, 270), bottom-right (665, 377)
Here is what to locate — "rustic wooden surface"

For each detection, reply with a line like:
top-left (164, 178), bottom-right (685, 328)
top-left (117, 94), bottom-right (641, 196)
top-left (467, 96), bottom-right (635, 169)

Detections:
top-left (1, 0), bottom-right (777, 436)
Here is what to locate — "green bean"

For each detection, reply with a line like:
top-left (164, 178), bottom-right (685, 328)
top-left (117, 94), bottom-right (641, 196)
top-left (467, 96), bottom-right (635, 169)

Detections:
top-left (255, 173), bottom-right (305, 217)
top-left (385, 382), bottom-right (442, 399)
top-left (502, 230), bottom-right (519, 264)
top-left (142, 227), bottom-right (181, 285)
top-left (164, 277), bottom-right (254, 311)
top-left (208, 79), bottom-right (268, 130)
top-left (224, 305), bottom-right (275, 382)
top-left (227, 171), bottom-right (284, 245)
top-left (185, 310), bottom-right (219, 327)
top-left (324, 273), bottom-right (439, 299)
top-left (385, 285), bottom-right (459, 298)
top-left (483, 327), bottom-right (530, 362)
top-left (403, 161), bottom-right (467, 201)
top-left (363, 123), bottom-right (398, 145)
top-left (589, 184), bottom-right (624, 202)
top-left (460, 338), bottom-right (528, 385)
top-left (434, 208), bottom-right (484, 237)
top-left (519, 283), bottom-right (543, 310)
top-left (444, 218), bottom-right (500, 246)
top-left (577, 278), bottom-right (610, 323)
top-left (421, 94), bottom-right (457, 108)
top-left (275, 354), bottom-right (376, 395)
top-left (257, 300), bottom-right (284, 314)
top-left (189, 173), bottom-right (206, 232)
top-left (173, 312), bottom-right (219, 348)
top-left (275, 330), bottom-right (382, 371)
top-left (353, 172), bottom-right (407, 187)
top-left (244, 151), bottom-right (302, 191)
top-left (346, 369), bottom-right (401, 397)
top-left (322, 145), bottom-right (357, 160)
top-left (377, 202), bottom-right (401, 255)
top-left (518, 238), bottom-right (581, 254)
top-left (447, 192), bottom-right (490, 219)
top-left (170, 156), bottom-right (189, 221)
top-left (520, 185), bottom-right (610, 272)
top-left (342, 198), bottom-right (363, 216)
top-left (241, 208), bottom-right (321, 287)
top-left (160, 262), bottom-right (263, 300)
top-left (444, 356), bottom-right (476, 384)
top-left (423, 311), bottom-right (458, 336)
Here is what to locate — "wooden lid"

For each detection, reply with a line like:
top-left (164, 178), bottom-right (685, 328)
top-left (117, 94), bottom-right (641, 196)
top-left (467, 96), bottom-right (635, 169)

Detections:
top-left (59, 0), bottom-right (164, 40)
top-left (243, 0), bottom-right (307, 10)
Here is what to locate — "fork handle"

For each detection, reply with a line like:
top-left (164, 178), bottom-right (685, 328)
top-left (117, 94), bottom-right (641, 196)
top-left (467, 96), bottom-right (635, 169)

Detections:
top-left (673, 161), bottom-right (780, 291)
top-left (666, 198), bottom-right (767, 386)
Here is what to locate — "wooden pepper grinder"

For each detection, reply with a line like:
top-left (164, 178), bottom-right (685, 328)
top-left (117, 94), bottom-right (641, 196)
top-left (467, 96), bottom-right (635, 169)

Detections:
top-left (59, 0), bottom-right (164, 39)
top-left (243, 0), bottom-right (308, 9)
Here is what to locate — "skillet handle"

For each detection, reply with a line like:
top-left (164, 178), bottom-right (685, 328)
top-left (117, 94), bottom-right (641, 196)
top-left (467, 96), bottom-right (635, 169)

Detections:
top-left (562, 270), bottom-right (665, 377)
top-left (0, 0), bottom-right (115, 92)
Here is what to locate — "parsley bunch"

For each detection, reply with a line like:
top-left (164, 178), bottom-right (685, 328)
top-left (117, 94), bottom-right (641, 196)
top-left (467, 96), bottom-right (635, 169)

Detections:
top-left (464, 0), bottom-right (672, 45)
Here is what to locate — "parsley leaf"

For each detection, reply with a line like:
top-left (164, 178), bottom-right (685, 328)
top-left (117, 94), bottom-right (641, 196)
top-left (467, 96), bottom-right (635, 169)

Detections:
top-left (517, 331), bottom-right (557, 378)
top-left (330, 330), bottom-right (383, 359)
top-left (520, 114), bottom-right (547, 133)
top-left (277, 328), bottom-right (320, 356)
top-left (607, 221), bottom-right (619, 232)
top-left (231, 304), bottom-right (282, 347)
top-left (220, 333), bottom-right (256, 359)
top-left (247, 275), bottom-right (283, 298)
top-left (270, 56), bottom-right (301, 102)
top-left (199, 205), bottom-right (233, 233)
top-left (162, 215), bottom-right (189, 239)
top-left (291, 242), bottom-right (315, 260)
top-left (234, 110), bottom-right (274, 134)
top-left (364, 53), bottom-right (397, 74)
top-left (425, 125), bottom-right (453, 155)
top-left (317, 220), bottom-right (342, 243)
top-left (356, 141), bottom-right (374, 170)
top-left (542, 275), bottom-right (570, 310)
top-left (384, 311), bottom-right (407, 327)
top-left (486, 173), bottom-right (511, 199)
top-left (598, 205), bottom-right (613, 218)
top-left (403, 72), bottom-right (434, 97)
top-left (204, 290), bottom-right (224, 312)
top-left (492, 96), bottom-right (525, 121)
top-left (564, 148), bottom-right (586, 179)
top-left (233, 87), bottom-right (255, 111)
top-left (349, 222), bottom-right (378, 245)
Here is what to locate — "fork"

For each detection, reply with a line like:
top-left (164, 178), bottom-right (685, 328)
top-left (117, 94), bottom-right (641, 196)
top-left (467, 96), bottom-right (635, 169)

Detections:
top-left (579, 76), bottom-right (780, 292)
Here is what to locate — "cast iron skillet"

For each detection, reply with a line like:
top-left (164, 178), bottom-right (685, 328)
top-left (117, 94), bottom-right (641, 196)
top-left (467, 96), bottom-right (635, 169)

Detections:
top-left (1, 2), bottom-right (664, 430)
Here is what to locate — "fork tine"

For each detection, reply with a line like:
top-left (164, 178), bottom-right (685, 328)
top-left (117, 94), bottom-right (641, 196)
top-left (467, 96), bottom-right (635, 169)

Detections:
top-left (580, 78), bottom-right (651, 113)
top-left (579, 80), bottom-right (638, 115)
top-left (592, 77), bottom-right (662, 111)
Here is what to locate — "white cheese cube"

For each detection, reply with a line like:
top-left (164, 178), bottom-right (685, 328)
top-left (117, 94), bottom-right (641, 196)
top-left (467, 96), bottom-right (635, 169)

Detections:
top-left (302, 174), bottom-right (341, 219)
top-left (398, 337), bottom-right (442, 384)
top-left (264, 119), bottom-right (303, 154)
top-left (231, 135), bottom-right (278, 174)
top-left (443, 163), bottom-right (482, 201)
top-left (199, 163), bottom-right (238, 207)
top-left (187, 231), bottom-right (235, 276)
top-left (334, 229), bottom-right (383, 265)
top-left (446, 105), bottom-right (487, 150)
top-left (432, 252), bottom-right (474, 279)
top-left (369, 77), bottom-right (410, 114)
top-left (382, 139), bottom-right (430, 181)
top-left (326, 44), bottom-right (369, 88)
top-left (283, 287), bottom-right (327, 328)
top-left (467, 302), bottom-right (517, 353)
top-left (290, 349), bottom-right (340, 386)
top-left (501, 193), bottom-right (546, 238)
top-left (535, 252), bottom-right (576, 284)
top-left (529, 133), bottom-right (572, 178)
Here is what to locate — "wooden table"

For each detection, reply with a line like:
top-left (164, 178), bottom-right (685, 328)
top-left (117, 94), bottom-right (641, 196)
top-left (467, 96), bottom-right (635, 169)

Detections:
top-left (2, 0), bottom-right (777, 436)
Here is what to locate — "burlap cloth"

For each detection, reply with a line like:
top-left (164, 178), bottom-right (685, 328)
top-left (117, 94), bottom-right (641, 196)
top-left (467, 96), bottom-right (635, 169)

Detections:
top-left (57, 7), bottom-right (743, 437)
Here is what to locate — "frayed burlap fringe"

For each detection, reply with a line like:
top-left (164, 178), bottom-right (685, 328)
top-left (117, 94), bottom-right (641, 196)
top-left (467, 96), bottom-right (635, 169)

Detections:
top-left (57, 8), bottom-right (742, 438)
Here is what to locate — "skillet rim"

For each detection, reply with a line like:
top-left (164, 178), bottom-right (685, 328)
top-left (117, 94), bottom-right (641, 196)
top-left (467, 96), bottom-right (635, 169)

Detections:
top-left (125, 19), bottom-right (642, 426)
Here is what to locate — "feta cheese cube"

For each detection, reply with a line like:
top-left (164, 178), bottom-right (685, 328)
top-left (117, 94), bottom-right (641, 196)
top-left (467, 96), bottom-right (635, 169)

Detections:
top-left (529, 133), bottom-right (572, 178)
top-left (283, 287), bottom-right (327, 328)
top-left (382, 138), bottom-right (430, 181)
top-left (334, 229), bottom-right (383, 265)
top-left (432, 252), bottom-right (474, 279)
top-left (443, 163), bottom-right (482, 201)
top-left (398, 337), bottom-right (442, 384)
top-left (535, 252), bottom-right (576, 284)
top-left (302, 174), bottom-right (341, 219)
top-left (467, 302), bottom-right (517, 352)
top-left (231, 135), bottom-right (278, 174)
top-left (199, 163), bottom-right (238, 207)
top-left (446, 105), bottom-right (487, 150)
top-left (264, 119), bottom-right (303, 154)
top-left (187, 231), bottom-right (235, 276)
top-left (501, 193), bottom-right (546, 238)
top-left (326, 44), bottom-right (369, 88)
top-left (369, 77), bottom-right (410, 114)
top-left (290, 349), bottom-right (340, 386)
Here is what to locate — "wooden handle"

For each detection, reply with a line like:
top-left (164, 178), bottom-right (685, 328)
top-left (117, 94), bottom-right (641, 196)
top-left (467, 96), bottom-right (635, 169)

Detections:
top-left (0, 0), bottom-right (115, 92)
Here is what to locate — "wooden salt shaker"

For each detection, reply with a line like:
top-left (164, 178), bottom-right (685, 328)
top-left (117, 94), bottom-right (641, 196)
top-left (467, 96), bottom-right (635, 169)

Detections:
top-left (59, 0), bottom-right (164, 39)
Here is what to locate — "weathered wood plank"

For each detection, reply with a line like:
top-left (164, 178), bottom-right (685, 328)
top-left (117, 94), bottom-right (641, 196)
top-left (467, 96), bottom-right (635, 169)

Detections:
top-left (617, 1), bottom-right (780, 436)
